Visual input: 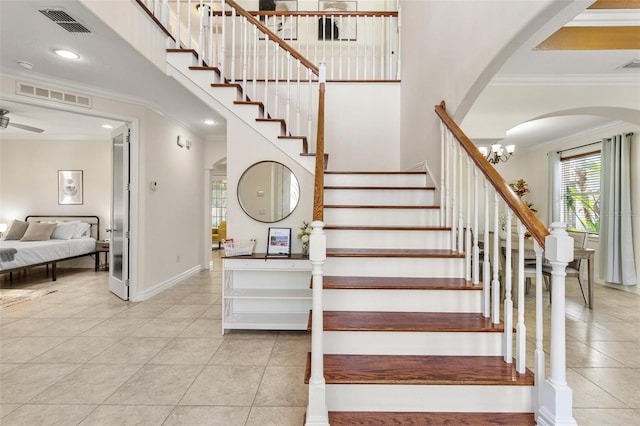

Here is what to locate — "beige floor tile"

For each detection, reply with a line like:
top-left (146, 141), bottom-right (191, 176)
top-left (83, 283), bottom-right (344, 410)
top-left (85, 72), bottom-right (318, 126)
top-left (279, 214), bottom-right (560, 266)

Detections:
top-left (199, 304), bottom-right (222, 319)
top-left (30, 336), bottom-right (121, 363)
top-left (78, 405), bottom-right (173, 426)
top-left (269, 333), bottom-right (310, 366)
top-left (31, 318), bottom-right (103, 337)
top-left (0, 318), bottom-right (57, 337)
top-left (163, 406), bottom-right (250, 425)
top-left (565, 340), bottom-right (625, 368)
top-left (573, 408), bottom-right (640, 425)
top-left (178, 293), bottom-right (221, 305)
top-left (246, 406), bottom-right (307, 426)
top-left (128, 318), bottom-right (194, 337)
top-left (0, 363), bottom-right (79, 404)
top-left (0, 404), bottom-right (21, 419)
top-left (575, 367), bottom-right (640, 408)
top-left (208, 338), bottom-right (275, 366)
top-left (567, 369), bottom-right (630, 409)
top-left (0, 336), bottom-right (69, 363)
top-left (112, 302), bottom-right (171, 319)
top-left (179, 365), bottom-right (263, 406)
top-left (30, 364), bottom-right (142, 404)
top-left (88, 337), bottom-right (170, 364)
top-left (81, 317), bottom-right (147, 337)
top-left (106, 364), bottom-right (202, 405)
top-left (0, 363), bottom-right (20, 375)
top-left (157, 304), bottom-right (211, 319)
top-left (71, 303), bottom-right (131, 319)
top-left (587, 341), bottom-right (640, 368)
top-left (0, 403), bottom-right (96, 426)
top-left (179, 319), bottom-right (223, 338)
top-left (29, 303), bottom-right (95, 319)
top-left (149, 338), bottom-right (223, 365)
top-left (254, 366), bottom-right (308, 407)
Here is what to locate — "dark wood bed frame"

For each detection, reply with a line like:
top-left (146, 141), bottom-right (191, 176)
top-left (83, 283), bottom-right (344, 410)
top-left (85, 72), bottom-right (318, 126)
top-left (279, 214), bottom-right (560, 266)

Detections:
top-left (0, 215), bottom-right (100, 282)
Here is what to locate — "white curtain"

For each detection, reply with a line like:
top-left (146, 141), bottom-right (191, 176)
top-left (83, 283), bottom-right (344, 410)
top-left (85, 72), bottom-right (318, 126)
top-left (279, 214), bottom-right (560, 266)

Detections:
top-left (547, 150), bottom-right (561, 227)
top-left (599, 133), bottom-right (637, 285)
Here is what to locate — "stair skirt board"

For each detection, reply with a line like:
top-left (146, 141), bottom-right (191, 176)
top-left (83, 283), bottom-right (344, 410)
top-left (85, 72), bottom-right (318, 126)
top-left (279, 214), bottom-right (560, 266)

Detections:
top-left (323, 331), bottom-right (502, 356)
top-left (325, 173), bottom-right (432, 187)
top-left (325, 229), bottom-right (450, 249)
top-left (325, 384), bottom-right (533, 413)
top-left (323, 257), bottom-right (465, 278)
top-left (324, 207), bottom-right (441, 227)
top-left (324, 189), bottom-right (436, 206)
top-left (323, 289), bottom-right (481, 312)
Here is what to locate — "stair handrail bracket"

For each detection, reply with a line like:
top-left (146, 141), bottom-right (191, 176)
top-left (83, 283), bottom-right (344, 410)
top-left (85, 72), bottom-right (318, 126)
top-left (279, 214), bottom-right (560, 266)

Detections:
top-left (306, 220), bottom-right (329, 426)
top-left (435, 101), bottom-right (576, 425)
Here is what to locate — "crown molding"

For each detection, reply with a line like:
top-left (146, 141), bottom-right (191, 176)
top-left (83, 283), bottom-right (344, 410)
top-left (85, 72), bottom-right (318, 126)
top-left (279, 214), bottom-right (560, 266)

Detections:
top-left (490, 73), bottom-right (640, 86)
top-left (523, 120), bottom-right (629, 152)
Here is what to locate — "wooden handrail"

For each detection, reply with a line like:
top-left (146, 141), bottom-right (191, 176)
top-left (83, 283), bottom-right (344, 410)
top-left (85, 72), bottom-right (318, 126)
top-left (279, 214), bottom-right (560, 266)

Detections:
top-left (313, 82), bottom-right (326, 222)
top-left (435, 101), bottom-right (548, 248)
top-left (224, 0), bottom-right (319, 76)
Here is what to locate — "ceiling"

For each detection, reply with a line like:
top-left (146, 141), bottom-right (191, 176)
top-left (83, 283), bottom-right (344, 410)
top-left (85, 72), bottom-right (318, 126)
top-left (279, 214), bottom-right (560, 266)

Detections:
top-left (0, 0), bottom-right (638, 145)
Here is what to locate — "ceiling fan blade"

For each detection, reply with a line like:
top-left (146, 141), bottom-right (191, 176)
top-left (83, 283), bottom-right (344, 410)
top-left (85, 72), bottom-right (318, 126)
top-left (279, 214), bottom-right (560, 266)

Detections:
top-left (8, 122), bottom-right (44, 133)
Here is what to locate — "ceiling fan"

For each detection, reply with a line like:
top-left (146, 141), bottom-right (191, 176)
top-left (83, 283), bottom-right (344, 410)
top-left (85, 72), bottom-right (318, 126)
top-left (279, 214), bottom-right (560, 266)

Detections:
top-left (0, 109), bottom-right (44, 133)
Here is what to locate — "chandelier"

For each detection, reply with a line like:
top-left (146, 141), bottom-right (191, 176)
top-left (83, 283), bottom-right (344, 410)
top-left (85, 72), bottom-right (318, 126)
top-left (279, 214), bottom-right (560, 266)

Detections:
top-left (478, 144), bottom-right (515, 164)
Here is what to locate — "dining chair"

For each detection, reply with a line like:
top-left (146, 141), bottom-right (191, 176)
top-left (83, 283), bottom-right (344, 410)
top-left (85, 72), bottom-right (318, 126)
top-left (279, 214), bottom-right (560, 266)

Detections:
top-left (541, 231), bottom-right (588, 304)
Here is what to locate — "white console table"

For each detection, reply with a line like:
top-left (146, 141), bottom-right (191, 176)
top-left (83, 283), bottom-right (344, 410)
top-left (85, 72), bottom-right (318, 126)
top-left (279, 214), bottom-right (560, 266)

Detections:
top-left (222, 253), bottom-right (312, 334)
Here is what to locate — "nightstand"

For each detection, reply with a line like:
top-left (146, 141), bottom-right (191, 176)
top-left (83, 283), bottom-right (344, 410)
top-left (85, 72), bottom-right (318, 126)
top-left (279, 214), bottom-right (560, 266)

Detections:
top-left (95, 240), bottom-right (110, 271)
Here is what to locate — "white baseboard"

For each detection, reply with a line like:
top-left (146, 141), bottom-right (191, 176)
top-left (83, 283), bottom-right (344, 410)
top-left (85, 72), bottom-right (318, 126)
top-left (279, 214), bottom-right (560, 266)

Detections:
top-left (132, 264), bottom-right (201, 302)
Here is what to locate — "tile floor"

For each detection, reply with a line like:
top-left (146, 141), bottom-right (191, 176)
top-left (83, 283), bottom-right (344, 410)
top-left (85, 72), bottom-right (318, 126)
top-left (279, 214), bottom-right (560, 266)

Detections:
top-left (1, 251), bottom-right (639, 425)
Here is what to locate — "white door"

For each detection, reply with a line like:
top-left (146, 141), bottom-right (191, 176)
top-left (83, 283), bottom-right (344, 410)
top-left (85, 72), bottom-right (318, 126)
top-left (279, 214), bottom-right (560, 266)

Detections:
top-left (109, 125), bottom-right (130, 300)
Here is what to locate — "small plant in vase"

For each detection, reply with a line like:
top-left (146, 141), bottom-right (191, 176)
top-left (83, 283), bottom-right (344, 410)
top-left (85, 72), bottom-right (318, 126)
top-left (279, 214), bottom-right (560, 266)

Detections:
top-left (508, 178), bottom-right (537, 239)
top-left (297, 221), bottom-right (312, 256)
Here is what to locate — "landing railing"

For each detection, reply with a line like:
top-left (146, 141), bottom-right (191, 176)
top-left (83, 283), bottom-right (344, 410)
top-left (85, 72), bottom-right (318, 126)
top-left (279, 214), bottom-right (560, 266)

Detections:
top-left (436, 101), bottom-right (576, 425)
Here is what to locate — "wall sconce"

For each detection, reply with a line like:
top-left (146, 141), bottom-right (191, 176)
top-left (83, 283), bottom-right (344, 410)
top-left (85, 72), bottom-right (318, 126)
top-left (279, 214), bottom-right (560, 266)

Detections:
top-left (478, 144), bottom-right (515, 164)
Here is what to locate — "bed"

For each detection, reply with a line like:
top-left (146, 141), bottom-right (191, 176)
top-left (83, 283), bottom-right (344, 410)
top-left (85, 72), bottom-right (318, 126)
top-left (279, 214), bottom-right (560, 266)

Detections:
top-left (0, 215), bottom-right (100, 282)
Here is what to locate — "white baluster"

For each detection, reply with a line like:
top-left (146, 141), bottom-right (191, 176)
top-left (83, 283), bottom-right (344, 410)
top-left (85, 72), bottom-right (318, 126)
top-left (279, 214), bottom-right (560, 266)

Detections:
top-left (516, 219), bottom-right (526, 373)
top-left (491, 191), bottom-right (500, 324)
top-left (286, 52), bottom-right (291, 135)
top-left (198, 1), bottom-right (205, 66)
top-left (450, 143), bottom-right (457, 251)
top-left (161, 0), bottom-right (170, 28)
top-left (296, 60), bottom-right (301, 135)
top-left (175, 0), bottom-right (181, 48)
top-left (274, 38), bottom-right (279, 118)
top-left (363, 14), bottom-right (368, 80)
top-left (253, 25), bottom-right (258, 102)
top-left (538, 223), bottom-right (576, 426)
top-left (439, 122), bottom-right (446, 228)
top-left (465, 156), bottom-right (471, 279)
top-left (533, 240), bottom-right (545, 416)
top-left (220, 0), bottom-right (225, 80)
top-left (483, 177), bottom-right (490, 317)
top-left (457, 148), bottom-right (464, 255)
top-left (380, 15), bottom-right (384, 79)
top-left (230, 6), bottom-right (236, 83)
top-left (445, 131), bottom-right (451, 229)
top-left (306, 221), bottom-right (329, 426)
top-left (207, 0), bottom-right (213, 66)
top-left (307, 68), bottom-right (313, 148)
top-left (504, 208), bottom-right (513, 364)
top-left (372, 16), bottom-right (377, 79)
top-left (396, 7), bottom-right (401, 80)
top-left (347, 15), bottom-right (352, 79)
top-left (264, 35), bottom-right (269, 115)
top-left (187, 0), bottom-right (192, 49)
top-left (472, 165), bottom-right (479, 285)
top-left (338, 15), bottom-right (343, 80)
top-left (330, 14), bottom-right (335, 80)
top-left (241, 16), bottom-right (247, 97)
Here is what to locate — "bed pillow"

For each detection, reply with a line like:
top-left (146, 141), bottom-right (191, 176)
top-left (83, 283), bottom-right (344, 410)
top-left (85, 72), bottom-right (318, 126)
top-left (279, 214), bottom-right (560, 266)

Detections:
top-left (51, 221), bottom-right (80, 240)
top-left (72, 222), bottom-right (91, 239)
top-left (3, 220), bottom-right (29, 240)
top-left (20, 222), bottom-right (57, 241)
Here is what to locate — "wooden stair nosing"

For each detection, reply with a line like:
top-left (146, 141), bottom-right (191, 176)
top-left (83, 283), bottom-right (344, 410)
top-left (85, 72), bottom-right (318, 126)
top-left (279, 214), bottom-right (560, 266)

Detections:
top-left (305, 354), bottom-right (535, 386)
top-left (323, 276), bottom-right (478, 290)
top-left (324, 225), bottom-right (451, 231)
top-left (325, 171), bottom-right (428, 175)
top-left (326, 248), bottom-right (465, 258)
top-left (189, 65), bottom-right (220, 73)
top-left (324, 204), bottom-right (441, 210)
top-left (322, 311), bottom-right (503, 333)
top-left (327, 411), bottom-right (536, 426)
top-left (325, 185), bottom-right (436, 191)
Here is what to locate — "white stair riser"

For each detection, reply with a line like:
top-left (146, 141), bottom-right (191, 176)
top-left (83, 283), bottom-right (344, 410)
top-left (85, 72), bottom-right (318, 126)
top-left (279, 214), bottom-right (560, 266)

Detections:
top-left (323, 331), bottom-right (502, 356)
top-left (324, 208), bottom-right (441, 227)
top-left (325, 174), bottom-right (431, 187)
top-left (326, 384), bottom-right (533, 412)
top-left (232, 104), bottom-right (263, 122)
top-left (209, 86), bottom-right (240, 105)
top-left (323, 289), bottom-right (481, 312)
top-left (325, 189), bottom-right (435, 206)
top-left (326, 229), bottom-right (450, 249)
top-left (167, 52), bottom-right (196, 69)
top-left (324, 257), bottom-right (464, 278)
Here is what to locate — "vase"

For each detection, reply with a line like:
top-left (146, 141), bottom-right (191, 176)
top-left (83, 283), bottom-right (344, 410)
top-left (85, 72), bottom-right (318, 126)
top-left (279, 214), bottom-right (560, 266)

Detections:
top-left (302, 244), bottom-right (309, 257)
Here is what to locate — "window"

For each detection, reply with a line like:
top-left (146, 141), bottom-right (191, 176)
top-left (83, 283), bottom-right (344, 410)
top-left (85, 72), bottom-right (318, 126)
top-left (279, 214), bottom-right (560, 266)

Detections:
top-left (211, 179), bottom-right (227, 228)
top-left (560, 151), bottom-right (601, 234)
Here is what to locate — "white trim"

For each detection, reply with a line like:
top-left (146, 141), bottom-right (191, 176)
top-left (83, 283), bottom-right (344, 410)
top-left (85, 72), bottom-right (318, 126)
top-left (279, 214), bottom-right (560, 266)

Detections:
top-left (131, 264), bottom-right (202, 302)
top-left (566, 10), bottom-right (640, 27)
top-left (521, 121), bottom-right (626, 152)
top-left (490, 74), bottom-right (640, 87)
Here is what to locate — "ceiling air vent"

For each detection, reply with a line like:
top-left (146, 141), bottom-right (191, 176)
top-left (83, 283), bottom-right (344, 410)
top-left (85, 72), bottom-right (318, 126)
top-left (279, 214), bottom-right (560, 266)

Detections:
top-left (39, 8), bottom-right (91, 33)
top-left (620, 59), bottom-right (640, 69)
top-left (16, 81), bottom-right (92, 109)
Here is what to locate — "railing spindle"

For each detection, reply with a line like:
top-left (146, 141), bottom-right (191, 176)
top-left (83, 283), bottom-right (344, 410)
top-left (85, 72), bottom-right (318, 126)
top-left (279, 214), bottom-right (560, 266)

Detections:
top-left (220, 0), bottom-right (225, 80)
top-left (465, 156), bottom-right (472, 280)
top-left (457, 148), bottom-right (464, 254)
top-left (492, 190), bottom-right (500, 324)
top-left (450, 143), bottom-right (458, 251)
top-left (534, 240), bottom-right (545, 415)
top-left (516, 219), bottom-right (527, 373)
top-left (483, 177), bottom-right (490, 317)
top-left (472, 166), bottom-right (479, 285)
top-left (504, 207), bottom-right (513, 364)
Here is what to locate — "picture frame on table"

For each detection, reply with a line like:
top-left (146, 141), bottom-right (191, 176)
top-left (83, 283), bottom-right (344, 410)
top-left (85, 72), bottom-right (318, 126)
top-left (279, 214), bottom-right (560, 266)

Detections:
top-left (266, 227), bottom-right (291, 256)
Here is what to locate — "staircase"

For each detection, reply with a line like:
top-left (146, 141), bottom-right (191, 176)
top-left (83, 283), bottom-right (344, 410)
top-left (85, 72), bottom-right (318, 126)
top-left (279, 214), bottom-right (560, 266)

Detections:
top-left (306, 171), bottom-right (536, 425)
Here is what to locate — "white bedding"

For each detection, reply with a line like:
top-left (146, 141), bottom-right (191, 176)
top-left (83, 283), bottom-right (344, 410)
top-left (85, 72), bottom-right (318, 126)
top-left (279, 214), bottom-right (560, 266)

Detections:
top-left (0, 238), bottom-right (96, 271)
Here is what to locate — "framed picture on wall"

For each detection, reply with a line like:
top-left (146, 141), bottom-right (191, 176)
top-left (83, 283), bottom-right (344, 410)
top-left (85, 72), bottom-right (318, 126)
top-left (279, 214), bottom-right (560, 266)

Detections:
top-left (266, 227), bottom-right (291, 256)
top-left (259, 0), bottom-right (298, 40)
top-left (58, 170), bottom-right (83, 205)
top-left (318, 0), bottom-right (357, 41)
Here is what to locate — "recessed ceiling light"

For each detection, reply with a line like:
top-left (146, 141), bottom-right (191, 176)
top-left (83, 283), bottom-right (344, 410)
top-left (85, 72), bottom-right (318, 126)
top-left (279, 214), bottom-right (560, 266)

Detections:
top-left (17, 61), bottom-right (33, 70)
top-left (54, 49), bottom-right (80, 60)
top-left (204, 119), bottom-right (216, 125)
top-left (101, 124), bottom-right (114, 129)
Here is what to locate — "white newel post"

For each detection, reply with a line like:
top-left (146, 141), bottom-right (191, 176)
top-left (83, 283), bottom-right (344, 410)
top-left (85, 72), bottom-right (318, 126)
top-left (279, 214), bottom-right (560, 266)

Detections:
top-left (306, 221), bottom-right (329, 426)
top-left (538, 222), bottom-right (576, 426)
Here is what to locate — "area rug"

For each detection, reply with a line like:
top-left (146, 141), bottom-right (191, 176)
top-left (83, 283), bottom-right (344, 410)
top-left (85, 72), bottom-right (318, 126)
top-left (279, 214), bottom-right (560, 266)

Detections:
top-left (0, 289), bottom-right (58, 309)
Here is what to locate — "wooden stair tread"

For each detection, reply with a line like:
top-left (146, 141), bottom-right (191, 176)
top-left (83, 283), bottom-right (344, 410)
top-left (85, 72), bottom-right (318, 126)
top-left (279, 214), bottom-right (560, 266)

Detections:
top-left (323, 276), bottom-right (477, 290)
top-left (327, 248), bottom-right (464, 258)
top-left (325, 185), bottom-right (436, 190)
top-left (323, 311), bottom-right (503, 332)
top-left (189, 66), bottom-right (219, 72)
top-left (324, 225), bottom-right (450, 231)
top-left (327, 411), bottom-right (536, 425)
top-left (256, 117), bottom-right (285, 123)
top-left (324, 204), bottom-right (440, 209)
top-left (306, 354), bottom-right (534, 386)
top-left (211, 83), bottom-right (241, 89)
top-left (325, 171), bottom-right (427, 175)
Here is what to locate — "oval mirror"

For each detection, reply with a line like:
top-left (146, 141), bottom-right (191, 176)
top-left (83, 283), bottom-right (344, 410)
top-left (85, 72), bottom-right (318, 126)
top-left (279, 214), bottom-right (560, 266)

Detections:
top-left (237, 161), bottom-right (300, 222)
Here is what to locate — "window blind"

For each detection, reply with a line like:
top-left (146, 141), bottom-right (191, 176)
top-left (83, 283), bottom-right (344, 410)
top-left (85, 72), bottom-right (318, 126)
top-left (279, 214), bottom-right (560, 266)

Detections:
top-left (560, 150), bottom-right (601, 233)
